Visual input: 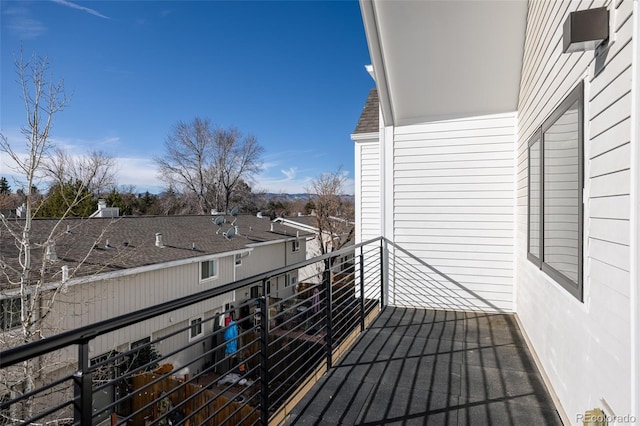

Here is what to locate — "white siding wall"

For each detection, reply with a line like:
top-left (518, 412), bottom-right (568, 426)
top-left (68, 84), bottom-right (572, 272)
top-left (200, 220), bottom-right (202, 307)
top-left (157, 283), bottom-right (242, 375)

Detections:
top-left (235, 240), bottom-right (306, 299)
top-left (516, 0), bottom-right (632, 421)
top-left (54, 256), bottom-right (236, 359)
top-left (391, 112), bottom-right (517, 312)
top-left (355, 138), bottom-right (381, 243)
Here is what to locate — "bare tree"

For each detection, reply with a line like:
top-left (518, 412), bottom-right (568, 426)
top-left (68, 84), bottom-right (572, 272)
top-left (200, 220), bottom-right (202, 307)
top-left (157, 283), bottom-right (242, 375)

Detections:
top-left (0, 51), bottom-right (116, 422)
top-left (307, 167), bottom-right (355, 263)
top-left (214, 127), bottom-right (264, 212)
top-left (155, 117), bottom-right (216, 214)
top-left (154, 119), bottom-right (264, 214)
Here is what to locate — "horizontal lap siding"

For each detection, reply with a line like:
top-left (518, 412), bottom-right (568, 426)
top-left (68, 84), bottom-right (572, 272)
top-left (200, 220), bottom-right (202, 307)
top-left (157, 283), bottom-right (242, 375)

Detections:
top-left (360, 141), bottom-right (381, 242)
top-left (392, 113), bottom-right (516, 312)
top-left (516, 0), bottom-right (632, 419)
top-left (54, 256), bottom-right (237, 357)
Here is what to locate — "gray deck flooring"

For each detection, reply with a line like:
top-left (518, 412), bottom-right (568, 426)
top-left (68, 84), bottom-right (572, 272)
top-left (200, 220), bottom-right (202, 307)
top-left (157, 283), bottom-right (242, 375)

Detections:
top-left (285, 307), bottom-right (563, 425)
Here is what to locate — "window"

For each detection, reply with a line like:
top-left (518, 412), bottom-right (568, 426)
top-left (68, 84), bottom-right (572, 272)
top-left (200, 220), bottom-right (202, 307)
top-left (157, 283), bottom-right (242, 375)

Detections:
top-left (200, 259), bottom-right (218, 281)
top-left (128, 337), bottom-right (159, 372)
top-left (250, 285), bottom-right (261, 299)
top-left (189, 317), bottom-right (203, 341)
top-left (528, 81), bottom-right (584, 300)
top-left (285, 273), bottom-right (296, 287)
top-left (235, 253), bottom-right (242, 266)
top-left (292, 240), bottom-right (300, 252)
top-left (250, 282), bottom-right (269, 298)
top-left (1, 297), bottom-right (21, 331)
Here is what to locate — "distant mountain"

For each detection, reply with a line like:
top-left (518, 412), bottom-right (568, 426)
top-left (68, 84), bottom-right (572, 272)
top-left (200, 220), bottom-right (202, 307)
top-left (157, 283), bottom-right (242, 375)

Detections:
top-left (263, 193), bottom-right (354, 202)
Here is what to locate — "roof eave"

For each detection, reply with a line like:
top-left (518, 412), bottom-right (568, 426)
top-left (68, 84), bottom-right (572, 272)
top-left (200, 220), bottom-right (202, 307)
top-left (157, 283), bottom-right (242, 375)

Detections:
top-left (360, 0), bottom-right (395, 127)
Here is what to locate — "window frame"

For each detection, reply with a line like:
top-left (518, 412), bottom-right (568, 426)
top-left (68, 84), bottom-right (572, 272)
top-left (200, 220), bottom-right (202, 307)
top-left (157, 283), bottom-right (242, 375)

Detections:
top-left (527, 81), bottom-right (584, 301)
top-left (200, 259), bottom-right (219, 282)
top-left (291, 239), bottom-right (300, 252)
top-left (189, 316), bottom-right (204, 341)
top-left (527, 129), bottom-right (543, 268)
top-left (1, 297), bottom-right (21, 331)
top-left (234, 253), bottom-right (242, 267)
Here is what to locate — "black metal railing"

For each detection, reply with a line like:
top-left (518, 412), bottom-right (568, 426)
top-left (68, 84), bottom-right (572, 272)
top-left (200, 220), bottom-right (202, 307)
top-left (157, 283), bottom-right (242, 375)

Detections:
top-left (0, 237), bottom-right (384, 426)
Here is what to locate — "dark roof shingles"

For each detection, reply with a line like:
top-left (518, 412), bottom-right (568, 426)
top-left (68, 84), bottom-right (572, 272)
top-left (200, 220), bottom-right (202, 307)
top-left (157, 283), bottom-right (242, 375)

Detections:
top-left (0, 215), bottom-right (305, 288)
top-left (353, 88), bottom-right (379, 134)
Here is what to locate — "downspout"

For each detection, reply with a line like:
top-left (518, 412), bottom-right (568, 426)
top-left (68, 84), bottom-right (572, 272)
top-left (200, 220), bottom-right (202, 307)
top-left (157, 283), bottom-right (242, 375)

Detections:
top-left (630, 0), bottom-right (640, 418)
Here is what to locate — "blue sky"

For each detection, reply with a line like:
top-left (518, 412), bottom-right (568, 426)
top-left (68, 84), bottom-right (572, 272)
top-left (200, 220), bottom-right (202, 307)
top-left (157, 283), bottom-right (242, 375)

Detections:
top-left (1, 0), bottom-right (373, 194)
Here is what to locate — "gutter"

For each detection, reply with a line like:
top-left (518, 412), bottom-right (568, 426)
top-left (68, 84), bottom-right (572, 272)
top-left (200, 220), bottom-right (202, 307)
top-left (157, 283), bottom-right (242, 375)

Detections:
top-left (359, 0), bottom-right (395, 126)
top-left (1, 247), bottom-right (254, 298)
top-left (350, 131), bottom-right (380, 142)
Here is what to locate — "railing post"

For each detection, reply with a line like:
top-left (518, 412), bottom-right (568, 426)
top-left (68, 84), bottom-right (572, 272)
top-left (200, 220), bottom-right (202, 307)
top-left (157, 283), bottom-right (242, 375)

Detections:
top-left (74, 340), bottom-right (92, 425)
top-left (380, 240), bottom-right (385, 309)
top-left (324, 259), bottom-right (333, 369)
top-left (359, 246), bottom-right (365, 332)
top-left (259, 280), bottom-right (270, 426)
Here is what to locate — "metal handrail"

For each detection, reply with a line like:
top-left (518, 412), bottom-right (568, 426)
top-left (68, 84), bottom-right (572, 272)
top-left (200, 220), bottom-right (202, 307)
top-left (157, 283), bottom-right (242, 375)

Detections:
top-left (0, 237), bottom-right (382, 368)
top-left (1, 236), bottom-right (385, 426)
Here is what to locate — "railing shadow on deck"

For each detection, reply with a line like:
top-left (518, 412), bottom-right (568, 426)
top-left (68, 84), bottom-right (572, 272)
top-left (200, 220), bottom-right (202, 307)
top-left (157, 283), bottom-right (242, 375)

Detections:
top-left (284, 241), bottom-right (561, 425)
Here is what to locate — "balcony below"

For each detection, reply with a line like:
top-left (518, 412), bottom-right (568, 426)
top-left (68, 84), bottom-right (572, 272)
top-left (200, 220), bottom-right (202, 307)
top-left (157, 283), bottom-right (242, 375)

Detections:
top-left (286, 306), bottom-right (563, 425)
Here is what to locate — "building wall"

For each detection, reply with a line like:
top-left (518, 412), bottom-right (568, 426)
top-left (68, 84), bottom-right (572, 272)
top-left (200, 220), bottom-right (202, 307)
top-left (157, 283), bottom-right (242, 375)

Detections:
top-left (49, 240), bottom-right (300, 367)
top-left (54, 254), bottom-right (237, 359)
top-left (235, 239), bottom-right (306, 300)
top-left (354, 136), bottom-right (381, 243)
top-left (389, 112), bottom-right (517, 312)
top-left (516, 0), bottom-right (632, 420)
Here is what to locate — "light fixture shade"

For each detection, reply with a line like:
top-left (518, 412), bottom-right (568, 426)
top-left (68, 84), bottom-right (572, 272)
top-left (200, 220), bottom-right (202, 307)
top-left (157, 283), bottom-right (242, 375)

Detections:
top-left (563, 7), bottom-right (609, 53)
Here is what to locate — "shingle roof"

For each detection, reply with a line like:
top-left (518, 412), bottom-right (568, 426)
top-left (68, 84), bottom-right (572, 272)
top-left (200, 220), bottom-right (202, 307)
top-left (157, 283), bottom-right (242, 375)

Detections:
top-left (353, 88), bottom-right (379, 134)
top-left (0, 214), bottom-right (310, 289)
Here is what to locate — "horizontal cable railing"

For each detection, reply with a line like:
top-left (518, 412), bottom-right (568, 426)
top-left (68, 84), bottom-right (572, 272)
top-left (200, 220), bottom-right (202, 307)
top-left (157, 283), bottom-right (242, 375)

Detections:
top-left (0, 237), bottom-right (384, 426)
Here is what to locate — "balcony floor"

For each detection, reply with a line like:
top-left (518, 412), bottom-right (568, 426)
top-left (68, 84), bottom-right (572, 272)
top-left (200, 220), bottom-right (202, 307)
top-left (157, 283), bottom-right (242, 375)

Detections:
top-left (285, 307), bottom-right (563, 425)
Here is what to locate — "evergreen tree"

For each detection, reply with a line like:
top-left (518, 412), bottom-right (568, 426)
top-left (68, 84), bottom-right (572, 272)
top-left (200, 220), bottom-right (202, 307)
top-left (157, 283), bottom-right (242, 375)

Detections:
top-left (37, 180), bottom-right (95, 218)
top-left (105, 188), bottom-right (132, 215)
top-left (0, 176), bottom-right (11, 194)
top-left (135, 191), bottom-right (159, 215)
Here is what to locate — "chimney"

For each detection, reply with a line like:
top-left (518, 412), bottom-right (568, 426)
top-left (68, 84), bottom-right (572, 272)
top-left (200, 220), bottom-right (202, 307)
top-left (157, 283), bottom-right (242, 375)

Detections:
top-left (270, 223), bottom-right (274, 232)
top-left (155, 233), bottom-right (164, 248)
top-left (98, 199), bottom-right (107, 210)
top-left (61, 265), bottom-right (69, 283)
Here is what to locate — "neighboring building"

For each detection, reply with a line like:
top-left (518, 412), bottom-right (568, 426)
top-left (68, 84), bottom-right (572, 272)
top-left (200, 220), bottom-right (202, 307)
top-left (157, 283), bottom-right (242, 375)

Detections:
top-left (274, 215), bottom-right (355, 284)
top-left (353, 0), bottom-right (638, 423)
top-left (0, 211), bottom-right (306, 377)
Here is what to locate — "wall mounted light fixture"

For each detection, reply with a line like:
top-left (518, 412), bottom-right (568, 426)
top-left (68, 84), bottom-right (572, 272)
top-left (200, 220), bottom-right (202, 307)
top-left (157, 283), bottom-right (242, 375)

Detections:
top-left (563, 7), bottom-right (609, 53)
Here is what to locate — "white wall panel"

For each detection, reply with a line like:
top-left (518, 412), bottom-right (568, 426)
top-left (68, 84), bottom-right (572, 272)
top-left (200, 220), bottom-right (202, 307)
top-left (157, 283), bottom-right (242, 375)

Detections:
top-left (516, 0), bottom-right (633, 420)
top-left (356, 139), bottom-right (381, 243)
top-left (391, 112), bottom-right (516, 312)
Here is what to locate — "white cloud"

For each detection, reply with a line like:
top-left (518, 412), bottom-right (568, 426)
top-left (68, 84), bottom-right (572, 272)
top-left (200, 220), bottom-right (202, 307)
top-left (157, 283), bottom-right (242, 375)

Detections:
top-left (50, 0), bottom-right (110, 19)
top-left (255, 174), bottom-right (312, 194)
top-left (3, 7), bottom-right (47, 39)
top-left (280, 167), bottom-right (297, 180)
top-left (114, 157), bottom-right (164, 192)
top-left (0, 130), bottom-right (163, 192)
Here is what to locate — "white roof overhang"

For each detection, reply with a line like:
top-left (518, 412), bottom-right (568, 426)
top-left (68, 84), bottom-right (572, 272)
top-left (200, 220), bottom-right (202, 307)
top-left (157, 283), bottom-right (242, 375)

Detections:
top-left (360, 0), bottom-right (528, 126)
